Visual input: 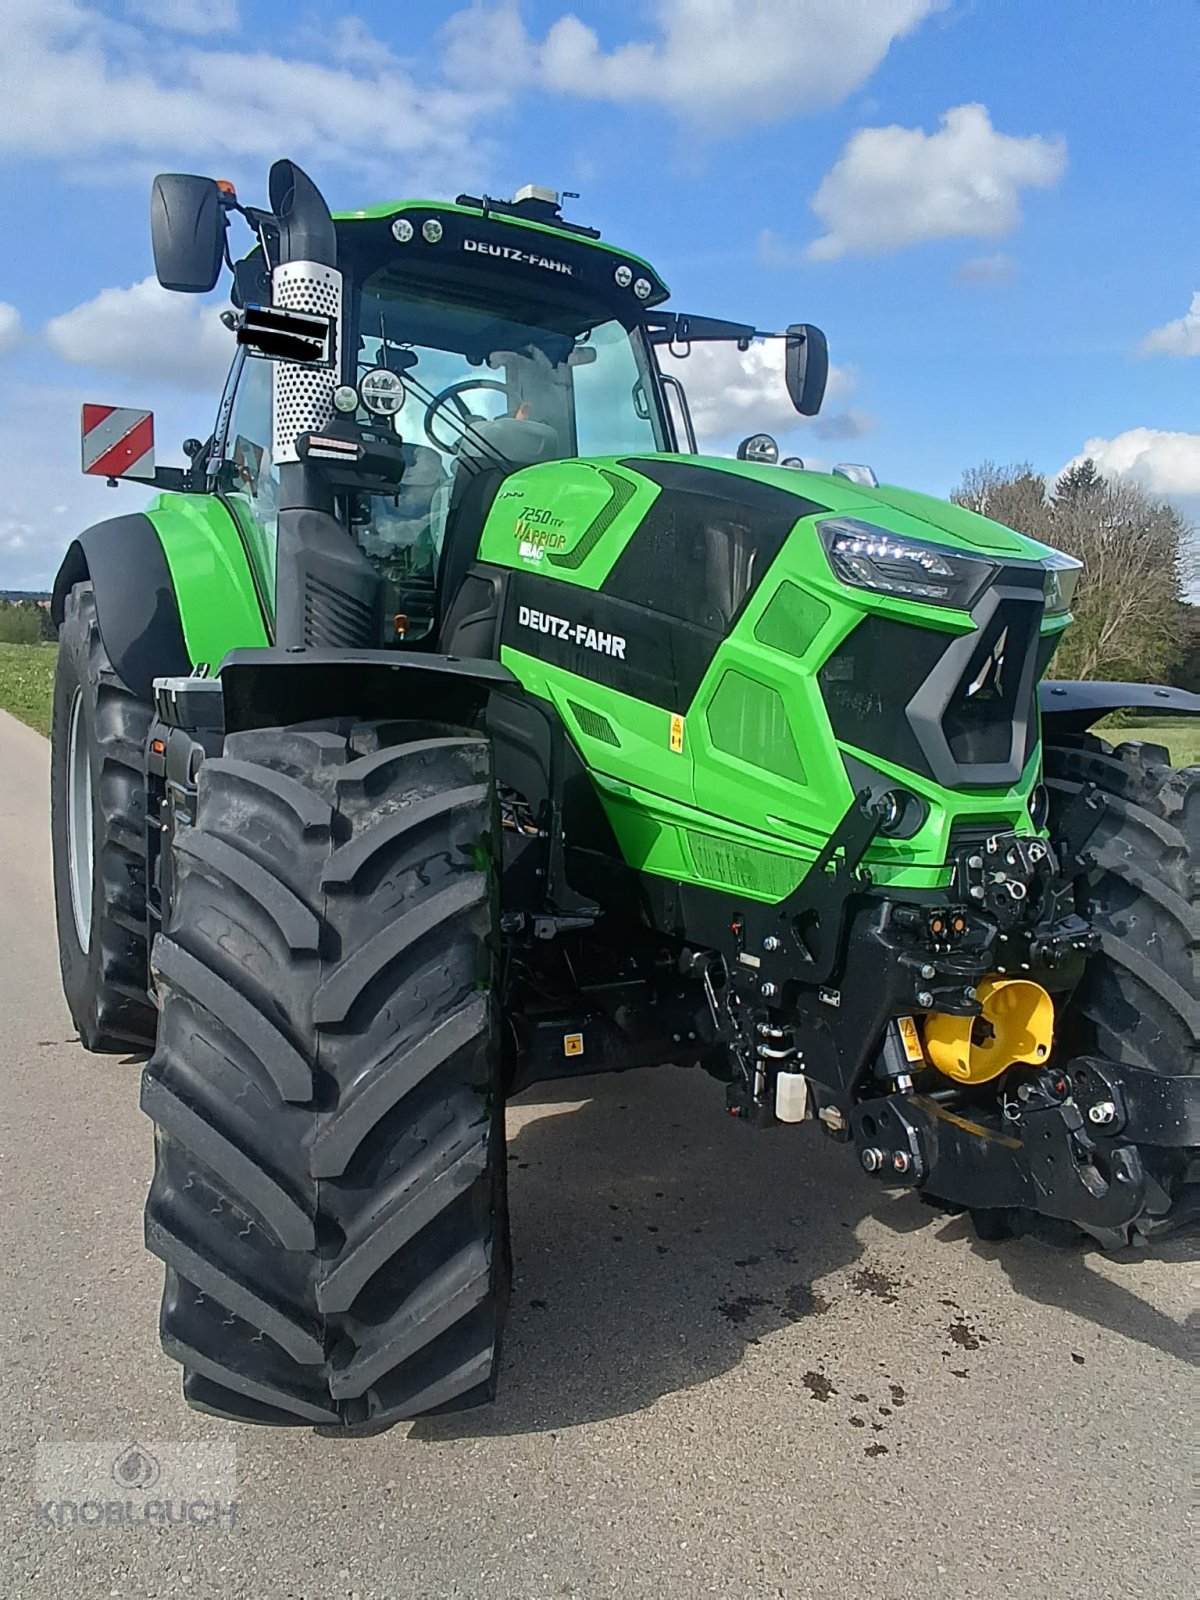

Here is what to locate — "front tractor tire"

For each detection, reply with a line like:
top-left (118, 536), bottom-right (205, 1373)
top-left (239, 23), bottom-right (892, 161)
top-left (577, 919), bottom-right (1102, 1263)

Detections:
top-left (50, 581), bottom-right (157, 1053)
top-left (142, 721), bottom-right (509, 1426)
top-left (1044, 734), bottom-right (1198, 1242)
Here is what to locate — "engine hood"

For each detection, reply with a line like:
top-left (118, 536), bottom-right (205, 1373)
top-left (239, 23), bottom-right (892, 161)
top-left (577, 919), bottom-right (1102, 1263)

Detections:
top-left (677, 455), bottom-right (1056, 563)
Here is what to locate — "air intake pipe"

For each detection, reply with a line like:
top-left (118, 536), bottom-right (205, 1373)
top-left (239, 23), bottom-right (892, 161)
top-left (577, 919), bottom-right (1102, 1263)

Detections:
top-left (268, 160), bottom-right (337, 269)
top-left (266, 162), bottom-right (382, 650)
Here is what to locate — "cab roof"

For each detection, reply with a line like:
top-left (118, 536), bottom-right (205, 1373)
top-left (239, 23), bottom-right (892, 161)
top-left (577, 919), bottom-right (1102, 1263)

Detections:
top-left (333, 196), bottom-right (670, 306)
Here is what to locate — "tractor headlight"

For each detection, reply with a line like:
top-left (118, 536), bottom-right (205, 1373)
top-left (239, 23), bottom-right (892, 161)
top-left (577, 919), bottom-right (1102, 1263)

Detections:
top-left (358, 367), bottom-right (405, 416)
top-left (818, 518), bottom-right (997, 610)
top-left (1041, 550), bottom-right (1082, 615)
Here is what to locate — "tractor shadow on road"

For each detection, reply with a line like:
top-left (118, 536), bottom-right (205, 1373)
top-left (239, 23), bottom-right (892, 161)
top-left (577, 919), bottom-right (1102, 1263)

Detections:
top-left (408, 1064), bottom-right (1194, 1442)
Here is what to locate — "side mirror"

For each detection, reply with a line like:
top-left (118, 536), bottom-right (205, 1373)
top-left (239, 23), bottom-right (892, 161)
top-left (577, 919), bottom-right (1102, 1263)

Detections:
top-left (737, 433), bottom-right (779, 465)
top-left (785, 323), bottom-right (829, 417)
top-left (150, 174), bottom-right (227, 294)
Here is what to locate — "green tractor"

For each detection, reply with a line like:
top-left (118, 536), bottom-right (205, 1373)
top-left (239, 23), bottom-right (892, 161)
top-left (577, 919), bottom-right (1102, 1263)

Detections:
top-left (50, 160), bottom-right (1197, 1428)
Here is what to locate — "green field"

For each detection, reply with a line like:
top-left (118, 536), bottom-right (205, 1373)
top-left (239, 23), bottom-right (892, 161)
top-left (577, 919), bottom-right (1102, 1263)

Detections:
top-left (1094, 719), bottom-right (1200, 767)
top-left (0, 642), bottom-right (56, 736)
top-left (0, 639), bottom-right (1196, 765)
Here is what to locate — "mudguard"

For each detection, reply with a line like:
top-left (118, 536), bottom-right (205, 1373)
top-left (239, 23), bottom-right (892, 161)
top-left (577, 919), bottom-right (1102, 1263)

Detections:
top-left (218, 647), bottom-right (516, 733)
top-left (1040, 678), bottom-right (1200, 737)
top-left (51, 497), bottom-right (269, 702)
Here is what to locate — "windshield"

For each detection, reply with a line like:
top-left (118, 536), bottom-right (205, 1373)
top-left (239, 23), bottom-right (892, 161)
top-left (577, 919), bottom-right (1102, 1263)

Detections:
top-left (346, 271), bottom-right (667, 638)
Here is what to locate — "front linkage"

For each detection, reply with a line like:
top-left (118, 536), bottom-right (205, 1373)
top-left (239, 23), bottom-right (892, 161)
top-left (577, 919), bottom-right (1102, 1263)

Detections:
top-left (669, 784), bottom-right (1197, 1246)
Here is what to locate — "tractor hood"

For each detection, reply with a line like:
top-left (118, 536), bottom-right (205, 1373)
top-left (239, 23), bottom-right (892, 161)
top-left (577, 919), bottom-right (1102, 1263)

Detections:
top-left (481, 452), bottom-right (1072, 596)
top-left (672, 456), bottom-right (1054, 562)
top-left (477, 452), bottom-right (1078, 825)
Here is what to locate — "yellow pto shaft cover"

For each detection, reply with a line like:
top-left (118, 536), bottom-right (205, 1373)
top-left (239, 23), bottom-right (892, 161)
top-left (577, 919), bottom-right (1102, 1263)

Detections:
top-left (924, 976), bottom-right (1055, 1085)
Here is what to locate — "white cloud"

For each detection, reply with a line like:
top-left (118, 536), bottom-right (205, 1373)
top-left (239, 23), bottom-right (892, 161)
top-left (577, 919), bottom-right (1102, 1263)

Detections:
top-left (1059, 429), bottom-right (1200, 508)
top-left (0, 1), bottom-right (504, 192)
top-left (1137, 292), bottom-right (1200, 359)
top-left (44, 277), bottom-right (233, 392)
top-left (807, 104), bottom-right (1066, 261)
top-left (125, 0), bottom-right (239, 34)
top-left (443, 0), bottom-right (943, 126)
top-left (1059, 430), bottom-right (1200, 598)
top-left (0, 0), bottom-right (948, 201)
top-left (953, 252), bottom-right (1018, 286)
top-left (658, 338), bottom-right (861, 447)
top-left (0, 302), bottom-right (23, 357)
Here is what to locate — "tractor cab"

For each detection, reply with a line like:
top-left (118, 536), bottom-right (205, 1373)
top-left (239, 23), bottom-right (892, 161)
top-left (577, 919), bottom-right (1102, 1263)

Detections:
top-left (112, 162), bottom-right (826, 652)
top-left (329, 194), bottom-right (675, 639)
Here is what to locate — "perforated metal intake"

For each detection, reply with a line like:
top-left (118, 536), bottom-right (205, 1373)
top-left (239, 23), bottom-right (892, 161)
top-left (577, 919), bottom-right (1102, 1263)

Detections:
top-left (271, 260), bottom-right (342, 463)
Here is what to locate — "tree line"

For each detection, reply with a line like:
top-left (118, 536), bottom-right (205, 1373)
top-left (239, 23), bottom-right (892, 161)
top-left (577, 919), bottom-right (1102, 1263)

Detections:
top-left (0, 598), bottom-right (55, 645)
top-left (953, 458), bottom-right (1197, 687)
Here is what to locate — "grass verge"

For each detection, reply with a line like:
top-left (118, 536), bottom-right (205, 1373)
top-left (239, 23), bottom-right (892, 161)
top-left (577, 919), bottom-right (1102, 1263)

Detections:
top-left (0, 642), bottom-right (56, 737)
top-left (1095, 719), bottom-right (1200, 768)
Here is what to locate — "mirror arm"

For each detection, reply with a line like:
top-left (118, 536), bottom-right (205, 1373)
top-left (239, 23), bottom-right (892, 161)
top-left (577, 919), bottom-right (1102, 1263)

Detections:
top-left (647, 312), bottom-right (787, 347)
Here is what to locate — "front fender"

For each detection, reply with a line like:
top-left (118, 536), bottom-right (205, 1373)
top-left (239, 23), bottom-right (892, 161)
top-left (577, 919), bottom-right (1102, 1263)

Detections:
top-left (1040, 678), bottom-right (1200, 738)
top-left (218, 648), bottom-right (517, 734)
top-left (52, 495), bottom-right (269, 701)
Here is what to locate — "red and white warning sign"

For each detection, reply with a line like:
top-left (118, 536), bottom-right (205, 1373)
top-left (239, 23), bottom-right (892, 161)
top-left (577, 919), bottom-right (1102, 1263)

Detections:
top-left (81, 404), bottom-right (155, 480)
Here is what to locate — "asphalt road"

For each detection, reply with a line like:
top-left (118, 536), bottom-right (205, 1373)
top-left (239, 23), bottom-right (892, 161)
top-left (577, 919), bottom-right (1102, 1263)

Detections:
top-left (0, 706), bottom-right (1193, 1600)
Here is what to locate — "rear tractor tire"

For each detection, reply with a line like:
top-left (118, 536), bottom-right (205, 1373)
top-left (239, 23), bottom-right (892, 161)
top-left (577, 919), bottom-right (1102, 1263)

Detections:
top-left (50, 581), bottom-right (157, 1053)
top-left (141, 720), bottom-right (510, 1425)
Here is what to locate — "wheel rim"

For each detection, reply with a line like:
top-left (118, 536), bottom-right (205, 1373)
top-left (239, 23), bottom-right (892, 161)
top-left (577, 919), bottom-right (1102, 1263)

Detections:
top-left (66, 687), bottom-right (94, 954)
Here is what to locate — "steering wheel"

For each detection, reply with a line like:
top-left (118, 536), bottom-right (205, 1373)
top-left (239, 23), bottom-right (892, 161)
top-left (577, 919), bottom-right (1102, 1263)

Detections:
top-left (422, 378), bottom-right (509, 454)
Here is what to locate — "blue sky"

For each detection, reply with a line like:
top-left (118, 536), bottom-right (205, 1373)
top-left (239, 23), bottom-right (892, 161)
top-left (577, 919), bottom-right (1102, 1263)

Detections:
top-left (1, 0), bottom-right (1196, 589)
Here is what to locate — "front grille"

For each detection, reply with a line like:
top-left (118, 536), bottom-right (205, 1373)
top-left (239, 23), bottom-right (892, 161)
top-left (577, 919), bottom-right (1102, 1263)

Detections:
top-left (941, 598), bottom-right (1040, 768)
top-left (819, 574), bottom-right (1046, 789)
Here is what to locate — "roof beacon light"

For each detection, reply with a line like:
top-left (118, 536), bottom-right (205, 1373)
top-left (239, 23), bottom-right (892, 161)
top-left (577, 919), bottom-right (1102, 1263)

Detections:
top-left (513, 183), bottom-right (558, 207)
top-left (391, 217), bottom-right (414, 243)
